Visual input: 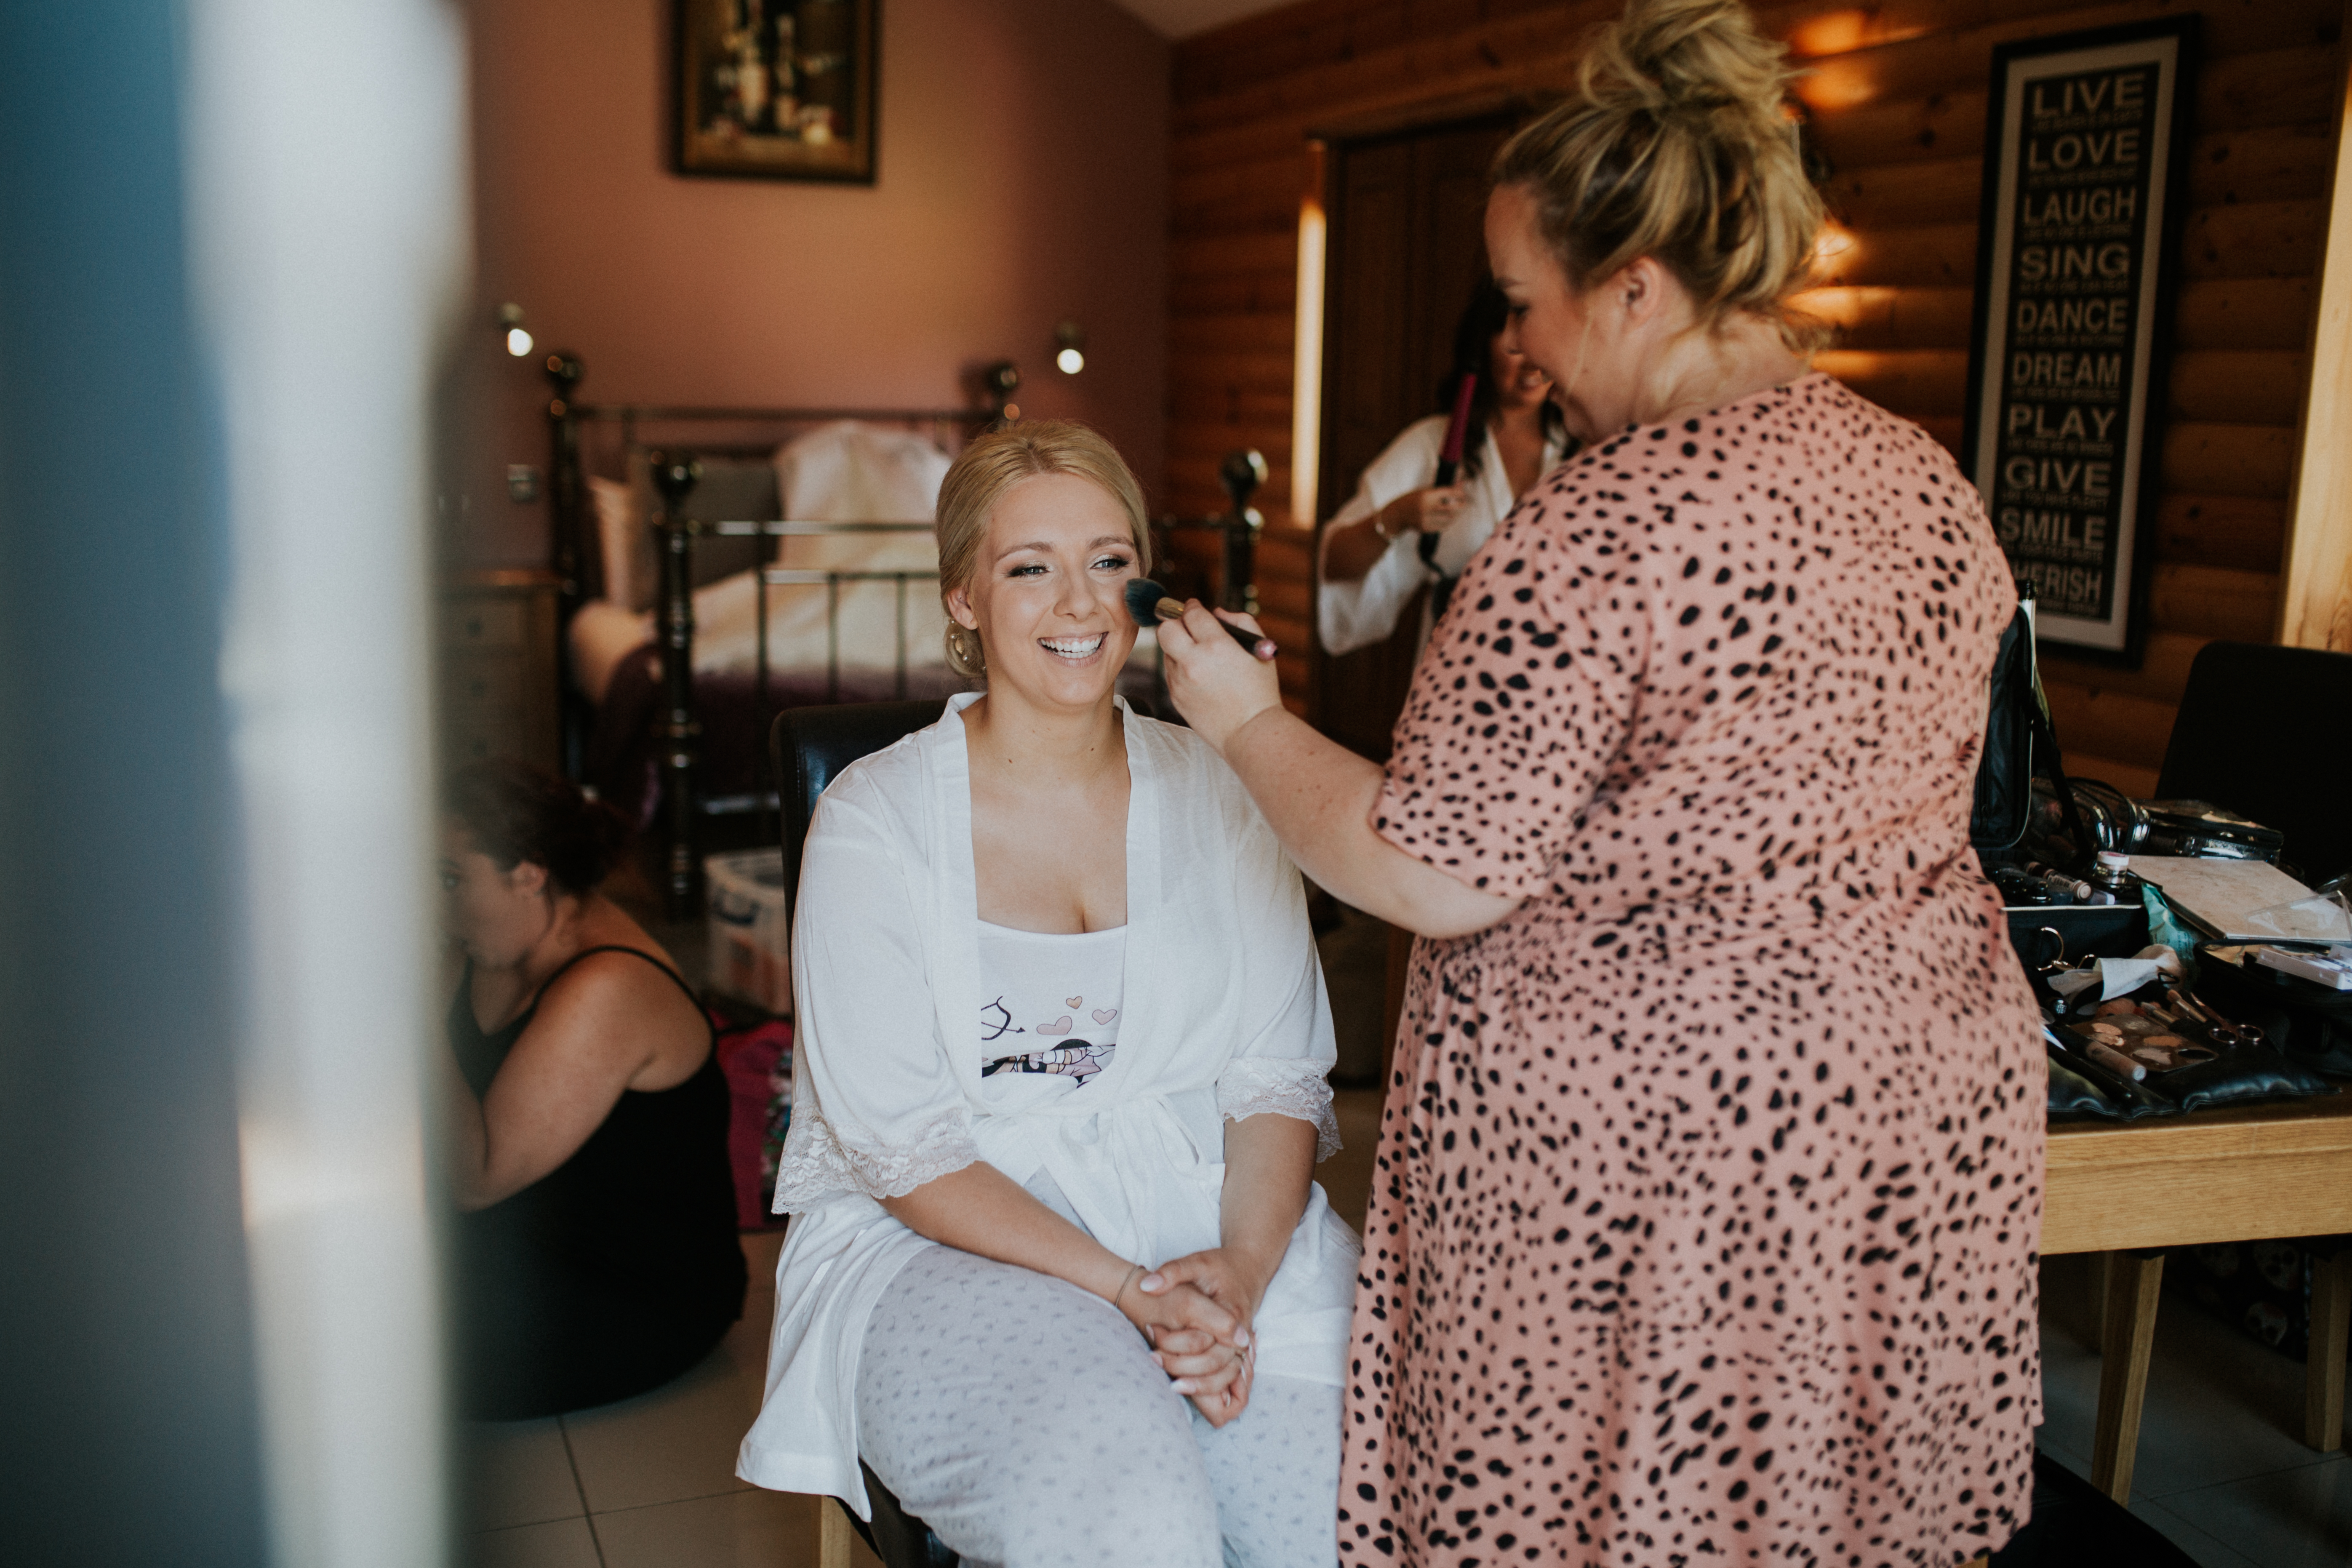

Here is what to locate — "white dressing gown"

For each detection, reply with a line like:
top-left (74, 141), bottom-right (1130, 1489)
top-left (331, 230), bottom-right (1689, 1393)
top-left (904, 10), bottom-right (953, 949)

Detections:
top-left (737, 695), bottom-right (1358, 1516)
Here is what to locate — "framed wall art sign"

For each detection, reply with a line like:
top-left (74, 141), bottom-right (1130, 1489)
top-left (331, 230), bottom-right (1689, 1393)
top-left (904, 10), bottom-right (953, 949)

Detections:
top-left (676, 0), bottom-right (879, 183)
top-left (1960, 17), bottom-right (2198, 663)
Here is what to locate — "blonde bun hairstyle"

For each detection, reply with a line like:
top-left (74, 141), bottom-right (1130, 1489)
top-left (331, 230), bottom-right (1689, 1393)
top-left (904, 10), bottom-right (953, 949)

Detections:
top-left (933, 420), bottom-right (1153, 678)
top-left (1494, 0), bottom-right (1825, 348)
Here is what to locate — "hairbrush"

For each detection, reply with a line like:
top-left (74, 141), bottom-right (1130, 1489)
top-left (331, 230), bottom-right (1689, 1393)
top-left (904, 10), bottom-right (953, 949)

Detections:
top-left (1123, 579), bottom-right (1277, 660)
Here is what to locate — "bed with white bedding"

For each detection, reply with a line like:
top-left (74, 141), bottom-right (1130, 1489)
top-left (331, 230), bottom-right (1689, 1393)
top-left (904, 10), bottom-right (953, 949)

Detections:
top-left (568, 420), bottom-right (961, 708)
top-left (547, 400), bottom-right (1160, 901)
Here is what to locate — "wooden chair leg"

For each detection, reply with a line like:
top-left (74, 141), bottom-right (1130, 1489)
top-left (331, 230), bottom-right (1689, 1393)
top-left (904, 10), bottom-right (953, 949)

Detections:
top-left (2091, 1251), bottom-right (2164, 1503)
top-left (820, 1496), bottom-right (856, 1568)
top-left (2305, 1251), bottom-right (2352, 1451)
top-left (2083, 1252), bottom-right (2111, 1354)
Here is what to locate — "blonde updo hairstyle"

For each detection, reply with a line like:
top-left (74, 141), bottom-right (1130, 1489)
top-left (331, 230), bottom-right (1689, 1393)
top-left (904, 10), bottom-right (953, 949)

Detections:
top-left (934, 420), bottom-right (1153, 678)
top-left (1493, 0), bottom-right (1826, 350)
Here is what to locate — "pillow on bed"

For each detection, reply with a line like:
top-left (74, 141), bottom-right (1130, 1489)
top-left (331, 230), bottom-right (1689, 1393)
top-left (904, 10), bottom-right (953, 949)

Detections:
top-left (588, 474), bottom-right (656, 612)
top-left (773, 421), bottom-right (951, 574)
top-left (649, 456), bottom-right (781, 590)
top-left (594, 453), bottom-right (787, 609)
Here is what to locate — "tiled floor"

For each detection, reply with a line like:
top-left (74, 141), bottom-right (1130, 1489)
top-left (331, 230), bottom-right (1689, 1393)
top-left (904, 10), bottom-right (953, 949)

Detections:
top-left (472, 1193), bottom-right (2352, 1565)
top-left (2033, 1253), bottom-right (2352, 1568)
top-left (463, 1224), bottom-right (880, 1568)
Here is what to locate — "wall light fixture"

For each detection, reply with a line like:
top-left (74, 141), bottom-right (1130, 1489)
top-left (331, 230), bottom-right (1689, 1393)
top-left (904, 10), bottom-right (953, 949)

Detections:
top-left (498, 302), bottom-right (533, 358)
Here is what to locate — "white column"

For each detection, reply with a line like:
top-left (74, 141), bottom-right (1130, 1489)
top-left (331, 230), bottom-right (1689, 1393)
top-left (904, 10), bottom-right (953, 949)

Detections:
top-left (183, 2), bottom-right (469, 1564)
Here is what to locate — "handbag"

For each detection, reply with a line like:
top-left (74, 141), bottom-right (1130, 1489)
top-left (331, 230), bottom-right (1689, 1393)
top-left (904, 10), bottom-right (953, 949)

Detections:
top-left (1971, 595), bottom-right (2092, 862)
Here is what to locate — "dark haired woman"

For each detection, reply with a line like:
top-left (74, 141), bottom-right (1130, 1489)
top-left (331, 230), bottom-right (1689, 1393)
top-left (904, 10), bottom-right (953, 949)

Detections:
top-left (1317, 279), bottom-right (1573, 656)
top-left (440, 759), bottom-right (746, 1419)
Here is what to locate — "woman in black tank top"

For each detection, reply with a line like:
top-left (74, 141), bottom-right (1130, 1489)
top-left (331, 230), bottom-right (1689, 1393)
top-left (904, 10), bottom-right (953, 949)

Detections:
top-left (440, 762), bottom-right (746, 1419)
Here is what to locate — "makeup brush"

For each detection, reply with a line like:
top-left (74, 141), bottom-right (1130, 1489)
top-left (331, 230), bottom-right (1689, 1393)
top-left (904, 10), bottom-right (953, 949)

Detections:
top-left (1125, 579), bottom-right (1277, 660)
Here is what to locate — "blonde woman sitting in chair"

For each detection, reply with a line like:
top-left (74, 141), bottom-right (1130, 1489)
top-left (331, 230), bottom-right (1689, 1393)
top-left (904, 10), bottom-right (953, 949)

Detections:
top-left (738, 421), bottom-right (1357, 1568)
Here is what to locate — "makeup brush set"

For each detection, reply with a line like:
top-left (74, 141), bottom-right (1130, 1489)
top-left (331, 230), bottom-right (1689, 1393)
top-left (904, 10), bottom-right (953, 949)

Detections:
top-left (2035, 941), bottom-right (2336, 1120)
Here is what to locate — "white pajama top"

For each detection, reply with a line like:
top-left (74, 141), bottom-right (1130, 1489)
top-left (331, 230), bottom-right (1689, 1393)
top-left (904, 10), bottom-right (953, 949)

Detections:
top-left (736, 695), bottom-right (1358, 1515)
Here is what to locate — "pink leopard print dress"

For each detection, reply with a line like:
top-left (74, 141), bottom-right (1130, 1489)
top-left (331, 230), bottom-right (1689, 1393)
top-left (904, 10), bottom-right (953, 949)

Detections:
top-left (1343, 374), bottom-right (2045, 1568)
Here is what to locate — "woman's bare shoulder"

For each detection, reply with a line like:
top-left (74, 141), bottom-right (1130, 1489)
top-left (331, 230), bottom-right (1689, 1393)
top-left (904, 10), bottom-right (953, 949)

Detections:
top-left (520, 939), bottom-right (706, 1080)
top-left (537, 908), bottom-right (694, 1016)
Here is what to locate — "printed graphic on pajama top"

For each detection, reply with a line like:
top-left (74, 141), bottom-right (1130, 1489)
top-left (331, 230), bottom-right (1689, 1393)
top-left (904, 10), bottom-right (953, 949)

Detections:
top-left (977, 921), bottom-right (1124, 1084)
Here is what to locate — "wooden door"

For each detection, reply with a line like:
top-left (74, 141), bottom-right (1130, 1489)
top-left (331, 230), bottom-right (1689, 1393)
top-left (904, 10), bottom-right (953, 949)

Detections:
top-left (1312, 114), bottom-right (1515, 760)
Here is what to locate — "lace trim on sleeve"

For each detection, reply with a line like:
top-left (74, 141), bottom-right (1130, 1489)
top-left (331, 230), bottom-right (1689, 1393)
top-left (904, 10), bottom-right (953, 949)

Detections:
top-left (771, 1103), bottom-right (983, 1211)
top-left (1216, 1059), bottom-right (1342, 1163)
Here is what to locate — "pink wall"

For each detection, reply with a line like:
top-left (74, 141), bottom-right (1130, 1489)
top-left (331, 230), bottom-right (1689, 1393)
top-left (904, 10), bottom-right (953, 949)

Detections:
top-left (460, 0), bottom-right (1170, 568)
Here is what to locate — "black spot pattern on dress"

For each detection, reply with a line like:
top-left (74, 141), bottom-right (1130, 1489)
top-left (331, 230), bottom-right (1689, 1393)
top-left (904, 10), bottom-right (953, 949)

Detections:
top-left (1342, 375), bottom-right (2045, 1568)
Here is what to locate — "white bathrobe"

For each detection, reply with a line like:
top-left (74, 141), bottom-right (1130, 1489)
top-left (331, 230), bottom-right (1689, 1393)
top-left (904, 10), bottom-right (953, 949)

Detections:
top-left (1317, 415), bottom-right (1570, 657)
top-left (736, 694), bottom-right (1360, 1516)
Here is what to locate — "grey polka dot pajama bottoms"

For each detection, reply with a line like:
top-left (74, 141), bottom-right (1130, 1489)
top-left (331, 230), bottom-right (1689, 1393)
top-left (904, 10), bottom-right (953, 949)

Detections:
top-left (858, 1240), bottom-right (1341, 1568)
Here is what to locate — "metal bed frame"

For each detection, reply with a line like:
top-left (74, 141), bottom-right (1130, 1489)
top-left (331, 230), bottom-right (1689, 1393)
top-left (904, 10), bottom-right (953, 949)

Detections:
top-left (539, 353), bottom-right (1268, 914)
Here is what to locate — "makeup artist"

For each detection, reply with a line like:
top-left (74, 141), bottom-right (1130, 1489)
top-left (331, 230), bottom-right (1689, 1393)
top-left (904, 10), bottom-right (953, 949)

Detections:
top-left (1319, 279), bottom-right (1574, 658)
top-left (1154, 1), bottom-right (2046, 1563)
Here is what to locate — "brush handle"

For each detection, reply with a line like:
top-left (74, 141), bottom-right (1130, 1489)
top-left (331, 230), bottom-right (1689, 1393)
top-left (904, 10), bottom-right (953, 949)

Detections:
top-left (1432, 373), bottom-right (1475, 493)
top-left (1439, 373), bottom-right (1477, 464)
top-left (1154, 597), bottom-right (1274, 657)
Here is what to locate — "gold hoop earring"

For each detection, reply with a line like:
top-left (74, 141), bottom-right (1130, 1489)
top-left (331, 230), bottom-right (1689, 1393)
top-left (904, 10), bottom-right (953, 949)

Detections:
top-left (948, 622), bottom-right (986, 674)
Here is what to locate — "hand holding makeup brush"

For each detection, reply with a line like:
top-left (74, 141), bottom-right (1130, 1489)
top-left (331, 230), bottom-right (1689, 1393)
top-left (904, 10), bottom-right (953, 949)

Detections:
top-left (1151, 594), bottom-right (1284, 753)
top-left (1125, 578), bottom-right (1276, 660)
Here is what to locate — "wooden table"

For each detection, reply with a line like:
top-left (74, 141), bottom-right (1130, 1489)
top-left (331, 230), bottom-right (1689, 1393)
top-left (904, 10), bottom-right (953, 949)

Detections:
top-left (2044, 1090), bottom-right (2352, 1499)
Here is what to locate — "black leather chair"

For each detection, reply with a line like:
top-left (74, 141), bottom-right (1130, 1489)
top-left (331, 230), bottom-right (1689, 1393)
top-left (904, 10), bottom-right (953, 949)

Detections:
top-left (777, 699), bottom-right (949, 922)
top-left (2155, 640), bottom-right (2352, 883)
top-left (771, 700), bottom-right (960, 1568)
top-left (2117, 643), bottom-right (2352, 1465)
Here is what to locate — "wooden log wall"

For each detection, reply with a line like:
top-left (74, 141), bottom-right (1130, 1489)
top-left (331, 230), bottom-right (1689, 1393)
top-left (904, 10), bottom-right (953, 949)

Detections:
top-left (1168, 0), bottom-right (2346, 786)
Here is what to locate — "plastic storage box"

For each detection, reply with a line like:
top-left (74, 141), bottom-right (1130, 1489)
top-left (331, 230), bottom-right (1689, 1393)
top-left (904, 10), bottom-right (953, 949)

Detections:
top-left (706, 848), bottom-right (792, 1014)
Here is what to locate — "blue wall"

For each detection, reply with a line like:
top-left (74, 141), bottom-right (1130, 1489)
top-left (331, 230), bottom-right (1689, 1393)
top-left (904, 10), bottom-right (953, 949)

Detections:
top-left (0, 3), bottom-right (270, 1560)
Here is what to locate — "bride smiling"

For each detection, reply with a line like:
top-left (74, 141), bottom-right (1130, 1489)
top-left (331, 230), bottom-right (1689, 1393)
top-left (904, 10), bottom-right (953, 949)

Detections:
top-left (738, 421), bottom-right (1358, 1568)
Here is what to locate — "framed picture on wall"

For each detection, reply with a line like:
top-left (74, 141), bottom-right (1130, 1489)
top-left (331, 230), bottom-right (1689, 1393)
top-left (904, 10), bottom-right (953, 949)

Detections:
top-left (1960, 17), bottom-right (2198, 665)
top-left (675, 0), bottom-right (879, 183)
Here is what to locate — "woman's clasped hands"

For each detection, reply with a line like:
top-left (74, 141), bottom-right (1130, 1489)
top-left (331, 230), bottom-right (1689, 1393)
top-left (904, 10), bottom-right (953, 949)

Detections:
top-left (1116, 1245), bottom-right (1276, 1427)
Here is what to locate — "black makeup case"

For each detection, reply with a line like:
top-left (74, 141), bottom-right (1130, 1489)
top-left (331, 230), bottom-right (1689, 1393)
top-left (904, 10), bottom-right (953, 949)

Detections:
top-left (2040, 964), bottom-right (2337, 1120)
top-left (2195, 944), bottom-right (2352, 1077)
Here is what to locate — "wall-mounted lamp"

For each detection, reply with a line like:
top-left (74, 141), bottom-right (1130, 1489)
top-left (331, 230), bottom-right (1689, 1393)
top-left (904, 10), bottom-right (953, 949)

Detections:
top-left (978, 359), bottom-right (1022, 424)
top-left (1054, 320), bottom-right (1086, 376)
top-left (498, 302), bottom-right (533, 358)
